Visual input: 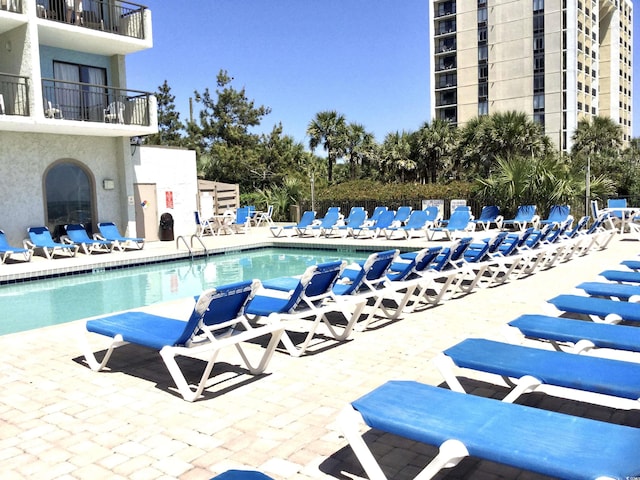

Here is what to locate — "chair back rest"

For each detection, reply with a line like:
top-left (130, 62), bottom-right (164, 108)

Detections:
top-left (394, 206), bottom-right (412, 223)
top-left (463, 241), bottom-right (491, 263)
top-left (446, 208), bottom-right (472, 229)
top-left (65, 224), bottom-right (91, 242)
top-left (28, 226), bottom-right (55, 245)
top-left (297, 210), bottom-right (316, 227)
top-left (266, 205), bottom-right (274, 216)
top-left (545, 205), bottom-right (570, 222)
top-left (97, 222), bottom-right (121, 239)
top-left (478, 205), bottom-right (500, 221)
top-left (423, 206), bottom-right (440, 222)
top-left (486, 231), bottom-right (508, 254)
top-left (404, 210), bottom-right (429, 228)
top-left (497, 234), bottom-right (520, 256)
top-left (369, 206), bottom-right (387, 222)
top-left (374, 210), bottom-right (396, 229)
top-left (319, 210), bottom-right (340, 228)
top-left (0, 94), bottom-right (4, 115)
top-left (413, 246), bottom-right (443, 273)
top-left (607, 198), bottom-right (627, 219)
top-left (324, 206), bottom-right (340, 217)
top-left (303, 260), bottom-right (346, 299)
top-left (0, 229), bottom-right (10, 249)
top-left (590, 200), bottom-right (600, 219)
top-left (515, 227), bottom-right (535, 247)
top-left (177, 280), bottom-right (257, 345)
top-left (565, 215), bottom-right (589, 238)
top-left (194, 211), bottom-right (203, 226)
top-left (345, 208), bottom-right (367, 228)
top-left (432, 237), bottom-right (472, 270)
top-left (337, 250), bottom-right (398, 295)
top-left (235, 207), bottom-right (250, 224)
top-left (514, 205), bottom-right (536, 221)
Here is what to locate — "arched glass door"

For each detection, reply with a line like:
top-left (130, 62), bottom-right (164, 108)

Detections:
top-left (45, 161), bottom-right (94, 239)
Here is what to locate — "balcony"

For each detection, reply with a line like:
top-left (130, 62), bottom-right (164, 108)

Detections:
top-left (42, 78), bottom-right (152, 126)
top-left (0, 73), bottom-right (29, 116)
top-left (36, 0), bottom-right (151, 55)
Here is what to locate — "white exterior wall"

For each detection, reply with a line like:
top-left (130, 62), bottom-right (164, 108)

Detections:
top-left (0, 131), bottom-right (127, 245)
top-left (132, 145), bottom-right (198, 239)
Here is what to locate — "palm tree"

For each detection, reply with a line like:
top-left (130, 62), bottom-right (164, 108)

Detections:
top-left (306, 111), bottom-right (347, 182)
top-left (456, 111), bottom-right (551, 179)
top-left (379, 131), bottom-right (414, 182)
top-left (412, 119), bottom-right (457, 183)
top-left (571, 116), bottom-right (623, 208)
top-left (343, 123), bottom-right (376, 180)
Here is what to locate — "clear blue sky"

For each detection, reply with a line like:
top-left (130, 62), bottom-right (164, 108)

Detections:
top-left (126, 0), bottom-right (640, 146)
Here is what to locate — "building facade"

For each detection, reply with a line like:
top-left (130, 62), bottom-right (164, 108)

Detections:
top-left (0, 0), bottom-right (158, 245)
top-left (429, 0), bottom-right (633, 151)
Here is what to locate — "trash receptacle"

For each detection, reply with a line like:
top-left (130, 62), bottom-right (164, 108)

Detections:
top-left (159, 212), bottom-right (174, 241)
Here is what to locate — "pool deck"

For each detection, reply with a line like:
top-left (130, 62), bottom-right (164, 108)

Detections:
top-left (2, 225), bottom-right (640, 479)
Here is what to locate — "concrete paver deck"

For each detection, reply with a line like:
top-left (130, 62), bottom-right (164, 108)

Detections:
top-left (1, 226), bottom-right (639, 479)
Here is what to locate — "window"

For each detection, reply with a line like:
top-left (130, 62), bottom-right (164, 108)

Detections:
top-left (53, 61), bottom-right (107, 122)
top-left (478, 26), bottom-right (488, 42)
top-left (478, 64), bottom-right (488, 79)
top-left (534, 74), bottom-right (545, 92)
top-left (534, 36), bottom-right (544, 51)
top-left (45, 161), bottom-right (94, 236)
top-left (478, 82), bottom-right (488, 98)
top-left (533, 14), bottom-right (544, 32)
top-left (534, 94), bottom-right (545, 110)
top-left (533, 0), bottom-right (544, 12)
top-left (534, 54), bottom-right (545, 72)
top-left (478, 100), bottom-right (488, 116)
top-left (477, 7), bottom-right (487, 23)
top-left (478, 45), bottom-right (488, 61)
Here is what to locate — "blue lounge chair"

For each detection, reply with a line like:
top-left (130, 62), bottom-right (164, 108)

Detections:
top-left (501, 205), bottom-right (538, 231)
top-left (25, 226), bottom-right (79, 259)
top-left (351, 210), bottom-right (395, 239)
top-left (0, 229), bottom-right (32, 263)
top-left (299, 210), bottom-right (341, 238)
top-left (509, 313), bottom-right (640, 355)
top-left (620, 259), bottom-right (640, 271)
top-left (423, 206), bottom-right (441, 227)
top-left (243, 260), bottom-right (355, 357)
top-left (269, 210), bottom-right (316, 237)
top-left (383, 210), bottom-right (430, 239)
top-left (426, 207), bottom-right (473, 241)
top-left (82, 280), bottom-right (284, 402)
top-left (339, 380), bottom-right (640, 480)
top-left (392, 206), bottom-right (412, 225)
top-left (366, 206), bottom-right (387, 224)
top-left (64, 224), bottom-right (113, 254)
top-left (546, 293), bottom-right (640, 324)
top-left (471, 205), bottom-right (503, 231)
top-left (325, 208), bottom-right (367, 238)
top-left (230, 207), bottom-right (252, 234)
top-left (332, 249), bottom-right (399, 330)
top-left (408, 237), bottom-right (475, 308)
top-left (96, 222), bottom-right (145, 250)
top-left (600, 269), bottom-right (640, 284)
top-left (577, 281), bottom-right (640, 301)
top-left (436, 337), bottom-right (640, 409)
top-left (539, 204), bottom-right (571, 227)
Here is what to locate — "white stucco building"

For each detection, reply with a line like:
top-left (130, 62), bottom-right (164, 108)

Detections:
top-left (0, 0), bottom-right (162, 245)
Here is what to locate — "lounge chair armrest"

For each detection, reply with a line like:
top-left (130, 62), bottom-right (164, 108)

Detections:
top-left (531, 214), bottom-right (540, 229)
top-left (93, 233), bottom-right (107, 241)
top-left (23, 239), bottom-right (34, 249)
top-left (61, 236), bottom-right (73, 245)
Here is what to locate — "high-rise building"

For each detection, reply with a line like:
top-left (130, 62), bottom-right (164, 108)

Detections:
top-left (0, 0), bottom-right (158, 244)
top-left (429, 0), bottom-right (633, 151)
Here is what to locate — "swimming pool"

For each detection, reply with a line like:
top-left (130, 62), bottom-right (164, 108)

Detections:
top-left (0, 247), bottom-right (367, 336)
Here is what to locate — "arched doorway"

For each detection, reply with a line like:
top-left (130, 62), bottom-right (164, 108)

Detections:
top-left (44, 160), bottom-right (95, 240)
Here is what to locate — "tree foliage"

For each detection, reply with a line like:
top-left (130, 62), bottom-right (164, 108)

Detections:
top-left (144, 80), bottom-right (184, 146)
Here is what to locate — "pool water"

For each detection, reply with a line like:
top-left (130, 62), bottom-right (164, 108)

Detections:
top-left (0, 247), bottom-right (366, 336)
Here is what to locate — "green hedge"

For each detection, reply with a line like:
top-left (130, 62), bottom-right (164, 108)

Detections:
top-left (315, 180), bottom-right (475, 202)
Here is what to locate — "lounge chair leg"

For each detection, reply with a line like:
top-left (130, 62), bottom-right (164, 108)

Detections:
top-left (80, 332), bottom-right (127, 371)
top-left (501, 375), bottom-right (541, 403)
top-left (338, 406), bottom-right (470, 480)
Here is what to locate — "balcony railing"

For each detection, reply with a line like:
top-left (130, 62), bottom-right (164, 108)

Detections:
top-left (42, 78), bottom-right (151, 126)
top-left (0, 0), bottom-right (22, 13)
top-left (36, 0), bottom-right (147, 39)
top-left (0, 73), bottom-right (30, 116)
